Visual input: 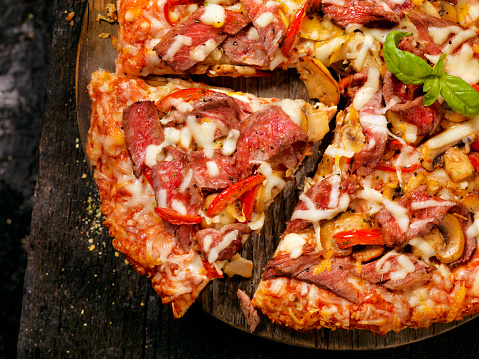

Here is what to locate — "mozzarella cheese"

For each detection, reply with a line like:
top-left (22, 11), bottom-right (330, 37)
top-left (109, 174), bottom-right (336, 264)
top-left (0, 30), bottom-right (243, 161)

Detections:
top-left (353, 67), bottom-right (380, 110)
top-left (201, 4), bottom-right (225, 28)
top-left (164, 35), bottom-right (193, 61)
top-left (190, 39), bottom-right (218, 62)
top-left (256, 12), bottom-right (274, 28)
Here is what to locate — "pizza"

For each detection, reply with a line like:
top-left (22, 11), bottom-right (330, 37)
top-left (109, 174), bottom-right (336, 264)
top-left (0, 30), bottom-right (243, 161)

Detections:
top-left (87, 69), bottom-right (335, 317)
top-left (86, 0), bottom-right (479, 336)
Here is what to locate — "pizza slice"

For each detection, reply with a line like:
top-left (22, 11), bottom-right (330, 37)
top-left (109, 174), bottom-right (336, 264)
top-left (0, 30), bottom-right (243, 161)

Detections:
top-left (87, 69), bottom-right (335, 317)
top-left (252, 19), bottom-right (479, 335)
top-left (113, 0), bottom-right (406, 84)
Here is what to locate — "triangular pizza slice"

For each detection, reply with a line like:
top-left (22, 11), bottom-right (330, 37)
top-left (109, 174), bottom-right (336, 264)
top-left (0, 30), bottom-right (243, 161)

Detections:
top-left (252, 22), bottom-right (479, 335)
top-left (87, 70), bottom-right (335, 317)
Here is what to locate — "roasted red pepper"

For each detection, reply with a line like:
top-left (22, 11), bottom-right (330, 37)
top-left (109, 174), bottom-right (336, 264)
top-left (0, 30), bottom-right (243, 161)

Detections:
top-left (376, 140), bottom-right (421, 172)
top-left (470, 152), bottom-right (479, 172)
top-left (338, 75), bottom-right (352, 94)
top-left (207, 174), bottom-right (266, 217)
top-left (333, 229), bottom-right (384, 249)
top-left (201, 259), bottom-right (223, 278)
top-left (164, 0), bottom-right (202, 26)
top-left (471, 141), bottom-right (479, 152)
top-left (156, 88), bottom-right (214, 114)
top-left (240, 184), bottom-right (261, 223)
top-left (154, 207), bottom-right (203, 225)
top-left (281, 0), bottom-right (309, 56)
top-left (143, 168), bottom-right (154, 188)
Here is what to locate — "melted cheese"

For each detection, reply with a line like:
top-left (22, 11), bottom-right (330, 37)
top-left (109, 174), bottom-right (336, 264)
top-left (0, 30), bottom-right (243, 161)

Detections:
top-left (428, 25), bottom-right (463, 44)
top-left (324, 146), bottom-right (355, 159)
top-left (410, 199), bottom-right (456, 210)
top-left (409, 237), bottom-right (436, 260)
top-left (278, 233), bottom-right (306, 259)
top-left (354, 33), bottom-right (375, 71)
top-left (269, 50), bottom-right (286, 70)
top-left (353, 67), bottom-right (380, 110)
top-left (257, 162), bottom-right (286, 202)
top-left (190, 39), bottom-right (218, 62)
top-left (171, 199), bottom-right (187, 215)
top-left (164, 35), bottom-right (192, 61)
top-left (425, 115), bottom-right (479, 150)
top-left (201, 4), bottom-right (225, 28)
top-left (208, 230), bottom-right (239, 263)
top-left (291, 191), bottom-right (350, 222)
top-left (427, 45), bottom-right (479, 85)
top-left (256, 12), bottom-right (274, 28)
top-left (277, 99), bottom-right (304, 127)
top-left (358, 185), bottom-right (409, 232)
top-left (186, 115), bottom-right (216, 158)
top-left (179, 169), bottom-right (193, 193)
top-left (247, 26), bottom-right (260, 41)
top-left (221, 129), bottom-right (240, 156)
top-left (144, 127), bottom-right (182, 167)
top-left (206, 160), bottom-right (220, 177)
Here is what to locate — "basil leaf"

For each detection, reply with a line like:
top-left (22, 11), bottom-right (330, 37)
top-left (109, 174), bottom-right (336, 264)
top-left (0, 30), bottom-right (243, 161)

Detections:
top-left (440, 74), bottom-right (479, 116)
top-left (431, 54), bottom-right (446, 77)
top-left (383, 31), bottom-right (432, 85)
top-left (423, 76), bottom-right (441, 107)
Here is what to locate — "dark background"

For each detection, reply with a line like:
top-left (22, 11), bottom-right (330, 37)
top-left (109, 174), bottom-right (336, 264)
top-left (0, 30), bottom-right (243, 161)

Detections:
top-left (0, 0), bottom-right (55, 357)
top-left (3, 1), bottom-right (479, 358)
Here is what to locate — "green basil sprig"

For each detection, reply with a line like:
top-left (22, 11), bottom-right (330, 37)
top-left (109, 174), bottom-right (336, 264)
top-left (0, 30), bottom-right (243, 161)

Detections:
top-left (383, 30), bottom-right (479, 117)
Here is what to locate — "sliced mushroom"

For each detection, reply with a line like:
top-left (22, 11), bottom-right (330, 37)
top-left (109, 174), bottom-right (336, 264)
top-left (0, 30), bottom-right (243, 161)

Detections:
top-left (303, 102), bottom-right (336, 142)
top-left (339, 121), bottom-right (366, 153)
top-left (296, 57), bottom-right (340, 106)
top-left (352, 245), bottom-right (385, 262)
top-left (420, 116), bottom-right (479, 171)
top-left (436, 213), bottom-right (465, 264)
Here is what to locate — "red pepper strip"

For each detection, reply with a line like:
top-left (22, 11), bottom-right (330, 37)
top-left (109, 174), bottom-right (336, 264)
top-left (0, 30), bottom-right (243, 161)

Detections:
top-left (143, 168), bottom-right (154, 188)
top-left (471, 141), bottom-right (479, 152)
top-left (164, 0), bottom-right (202, 26)
top-left (240, 184), bottom-right (261, 223)
top-left (281, 0), bottom-right (309, 56)
top-left (470, 152), bottom-right (479, 172)
top-left (201, 259), bottom-right (223, 278)
top-left (207, 174), bottom-right (266, 217)
top-left (156, 88), bottom-right (215, 114)
top-left (338, 76), bottom-right (352, 94)
top-left (473, 84), bottom-right (479, 92)
top-left (375, 163), bottom-right (421, 173)
top-left (154, 207), bottom-right (203, 225)
top-left (333, 229), bottom-right (384, 249)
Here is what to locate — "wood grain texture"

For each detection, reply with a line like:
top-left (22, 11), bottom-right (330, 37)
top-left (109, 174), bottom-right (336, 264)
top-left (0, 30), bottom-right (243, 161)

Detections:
top-left (17, 0), bottom-right (479, 357)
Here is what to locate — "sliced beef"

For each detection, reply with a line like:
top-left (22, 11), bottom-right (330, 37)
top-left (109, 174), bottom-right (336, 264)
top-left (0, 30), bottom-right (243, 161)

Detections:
top-left (123, 101), bottom-right (164, 177)
top-left (240, 0), bottom-right (286, 58)
top-left (163, 222), bottom-right (198, 252)
top-left (374, 186), bottom-right (456, 247)
top-left (322, 0), bottom-right (400, 29)
top-left (235, 105), bottom-right (309, 178)
top-left (360, 251), bottom-right (435, 291)
top-left (222, 27), bottom-right (270, 67)
top-left (449, 203), bottom-right (476, 265)
top-left (151, 146), bottom-right (203, 217)
top-left (262, 250), bottom-right (362, 303)
top-left (187, 149), bottom-right (238, 191)
top-left (162, 91), bottom-right (252, 138)
top-left (384, 71), bottom-right (442, 136)
top-left (285, 175), bottom-right (359, 234)
top-left (154, 7), bottom-right (250, 72)
top-left (351, 90), bottom-right (388, 176)
top-left (407, 11), bottom-right (462, 56)
top-left (237, 289), bottom-right (260, 332)
top-left (196, 223), bottom-right (252, 262)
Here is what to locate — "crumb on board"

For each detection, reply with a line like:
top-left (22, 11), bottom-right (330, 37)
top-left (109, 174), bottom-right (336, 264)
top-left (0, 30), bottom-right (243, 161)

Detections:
top-left (97, 3), bottom-right (118, 23)
top-left (66, 11), bottom-right (75, 21)
top-left (99, 33), bottom-right (111, 39)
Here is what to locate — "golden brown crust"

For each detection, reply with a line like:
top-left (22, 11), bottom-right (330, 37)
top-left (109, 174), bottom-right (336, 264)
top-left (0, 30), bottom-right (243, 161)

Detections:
top-left (87, 70), bottom-right (216, 316)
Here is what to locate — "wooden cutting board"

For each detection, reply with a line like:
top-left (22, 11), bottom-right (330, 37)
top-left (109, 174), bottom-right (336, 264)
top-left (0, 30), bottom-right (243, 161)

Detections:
top-left (76, 0), bottom-right (478, 349)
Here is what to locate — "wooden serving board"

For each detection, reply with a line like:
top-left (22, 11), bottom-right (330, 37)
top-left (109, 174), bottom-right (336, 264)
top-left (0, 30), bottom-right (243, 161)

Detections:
top-left (76, 0), bottom-right (478, 349)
